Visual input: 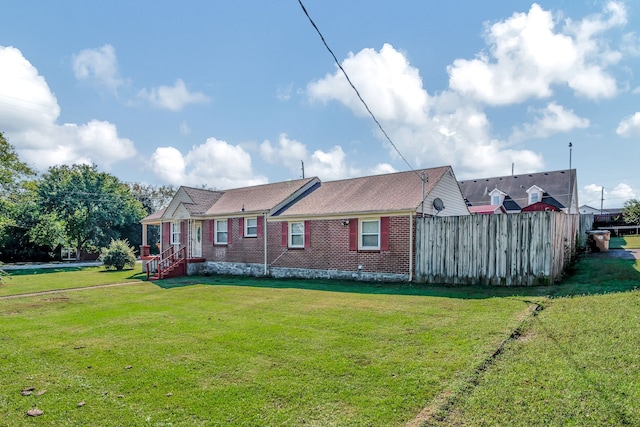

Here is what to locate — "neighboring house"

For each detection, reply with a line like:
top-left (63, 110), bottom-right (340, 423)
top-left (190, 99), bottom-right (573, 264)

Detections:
top-left (141, 166), bottom-right (470, 281)
top-left (580, 205), bottom-right (634, 234)
top-left (468, 205), bottom-right (507, 214)
top-left (459, 169), bottom-right (579, 214)
top-left (579, 205), bottom-right (623, 216)
top-left (579, 205), bottom-right (600, 214)
top-left (521, 202), bottom-right (560, 212)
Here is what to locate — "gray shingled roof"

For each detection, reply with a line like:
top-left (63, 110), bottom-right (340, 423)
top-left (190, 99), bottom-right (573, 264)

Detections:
top-left (274, 166), bottom-right (450, 217)
top-left (459, 169), bottom-right (576, 210)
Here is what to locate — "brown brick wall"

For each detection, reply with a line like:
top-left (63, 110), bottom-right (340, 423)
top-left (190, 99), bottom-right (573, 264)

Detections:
top-left (267, 217), bottom-right (413, 275)
top-left (202, 217), bottom-right (267, 264)
top-left (200, 216), bottom-right (415, 275)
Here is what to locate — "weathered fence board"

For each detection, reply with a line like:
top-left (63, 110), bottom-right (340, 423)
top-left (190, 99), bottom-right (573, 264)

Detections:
top-left (415, 212), bottom-right (586, 286)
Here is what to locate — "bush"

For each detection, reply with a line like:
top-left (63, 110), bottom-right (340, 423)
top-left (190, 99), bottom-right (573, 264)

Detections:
top-left (100, 239), bottom-right (137, 271)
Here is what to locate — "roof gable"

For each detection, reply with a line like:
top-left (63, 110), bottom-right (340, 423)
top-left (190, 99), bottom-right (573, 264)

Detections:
top-left (206, 177), bottom-right (318, 216)
top-left (163, 186), bottom-right (224, 219)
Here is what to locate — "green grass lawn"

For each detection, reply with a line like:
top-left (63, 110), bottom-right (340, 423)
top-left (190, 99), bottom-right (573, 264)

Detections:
top-left (1, 255), bottom-right (638, 426)
top-left (0, 266), bottom-right (145, 297)
top-left (427, 256), bottom-right (640, 426)
top-left (610, 234), bottom-right (640, 249)
top-left (0, 277), bottom-right (529, 426)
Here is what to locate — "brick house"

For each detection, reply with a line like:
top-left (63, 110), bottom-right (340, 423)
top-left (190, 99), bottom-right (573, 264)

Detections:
top-left (266, 166), bottom-right (469, 281)
top-left (142, 166), bottom-right (469, 281)
top-left (140, 178), bottom-right (318, 277)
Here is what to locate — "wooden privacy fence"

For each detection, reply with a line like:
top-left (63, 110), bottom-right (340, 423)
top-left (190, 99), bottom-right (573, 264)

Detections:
top-left (415, 212), bottom-right (589, 286)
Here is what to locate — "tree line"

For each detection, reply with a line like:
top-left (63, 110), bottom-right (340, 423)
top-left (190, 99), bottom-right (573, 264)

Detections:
top-left (0, 132), bottom-right (175, 263)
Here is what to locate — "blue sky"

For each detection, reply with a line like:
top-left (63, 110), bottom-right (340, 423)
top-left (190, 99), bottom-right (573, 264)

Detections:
top-left (1, 1), bottom-right (639, 208)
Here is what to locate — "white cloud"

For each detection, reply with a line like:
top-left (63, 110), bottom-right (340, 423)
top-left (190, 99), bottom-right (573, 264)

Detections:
top-left (616, 112), bottom-right (640, 137)
top-left (306, 45), bottom-right (543, 178)
top-left (150, 137), bottom-right (267, 189)
top-left (447, 2), bottom-right (625, 105)
top-left (581, 182), bottom-right (637, 208)
top-left (371, 163), bottom-right (396, 175)
top-left (72, 46), bottom-right (208, 111)
top-left (72, 44), bottom-right (124, 92)
top-left (138, 79), bottom-right (209, 112)
top-left (0, 45), bottom-right (136, 172)
top-left (305, 146), bottom-right (355, 180)
top-left (582, 183), bottom-right (605, 206)
top-left (610, 182), bottom-right (637, 202)
top-left (260, 133), bottom-right (359, 180)
top-left (0, 46), bottom-right (60, 132)
top-left (308, 43), bottom-right (429, 124)
top-left (149, 147), bottom-right (187, 184)
top-left (511, 102), bottom-right (589, 141)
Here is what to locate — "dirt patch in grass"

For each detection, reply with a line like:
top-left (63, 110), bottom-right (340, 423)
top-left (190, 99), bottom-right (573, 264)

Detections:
top-left (407, 301), bottom-right (544, 426)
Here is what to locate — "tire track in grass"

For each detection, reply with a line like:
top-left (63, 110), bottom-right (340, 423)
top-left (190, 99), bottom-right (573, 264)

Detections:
top-left (407, 300), bottom-right (545, 427)
top-left (0, 281), bottom-right (144, 300)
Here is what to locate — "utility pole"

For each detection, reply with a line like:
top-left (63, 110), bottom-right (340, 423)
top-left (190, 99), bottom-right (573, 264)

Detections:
top-left (600, 187), bottom-right (604, 215)
top-left (301, 160), bottom-right (305, 179)
top-left (568, 142), bottom-right (573, 214)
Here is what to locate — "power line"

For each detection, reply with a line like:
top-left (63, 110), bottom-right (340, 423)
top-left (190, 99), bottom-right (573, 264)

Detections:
top-left (297, 0), bottom-right (420, 178)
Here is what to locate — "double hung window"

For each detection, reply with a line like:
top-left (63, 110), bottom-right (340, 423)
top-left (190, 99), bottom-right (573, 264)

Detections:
top-left (360, 220), bottom-right (380, 250)
top-left (289, 222), bottom-right (304, 248)
top-left (245, 217), bottom-right (258, 237)
top-left (215, 219), bottom-right (228, 244)
top-left (171, 222), bottom-right (181, 244)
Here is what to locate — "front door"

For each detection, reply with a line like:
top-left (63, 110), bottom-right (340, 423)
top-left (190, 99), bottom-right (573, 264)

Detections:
top-left (192, 221), bottom-right (202, 258)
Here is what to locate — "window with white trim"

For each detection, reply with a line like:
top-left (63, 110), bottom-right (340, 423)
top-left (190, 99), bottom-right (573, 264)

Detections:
top-left (214, 219), bottom-right (228, 244)
top-left (360, 219), bottom-right (380, 250)
top-left (289, 222), bottom-right (304, 248)
top-left (526, 185), bottom-right (544, 205)
top-left (491, 195), bottom-right (500, 206)
top-left (245, 217), bottom-right (258, 237)
top-left (171, 221), bottom-right (181, 244)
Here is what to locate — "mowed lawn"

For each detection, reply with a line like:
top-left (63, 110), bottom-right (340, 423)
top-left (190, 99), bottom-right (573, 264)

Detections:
top-left (610, 234), bottom-right (640, 249)
top-left (2, 253), bottom-right (639, 426)
top-left (0, 266), bottom-right (145, 297)
top-left (429, 255), bottom-right (640, 426)
top-left (0, 272), bottom-right (530, 426)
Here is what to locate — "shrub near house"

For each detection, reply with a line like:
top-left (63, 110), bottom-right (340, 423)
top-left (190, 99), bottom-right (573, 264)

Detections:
top-left (100, 239), bottom-right (137, 270)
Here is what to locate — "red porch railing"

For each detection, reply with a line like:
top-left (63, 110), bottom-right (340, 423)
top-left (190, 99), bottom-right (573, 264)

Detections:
top-left (146, 245), bottom-right (187, 280)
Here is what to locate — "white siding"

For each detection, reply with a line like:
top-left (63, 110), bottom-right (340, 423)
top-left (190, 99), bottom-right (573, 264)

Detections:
top-left (163, 187), bottom-right (192, 219)
top-left (423, 168), bottom-right (470, 217)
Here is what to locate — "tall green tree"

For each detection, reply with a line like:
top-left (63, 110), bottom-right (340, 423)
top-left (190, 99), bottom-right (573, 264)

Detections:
top-left (1, 180), bottom-right (64, 262)
top-left (35, 164), bottom-right (146, 259)
top-left (0, 132), bottom-right (34, 196)
top-left (622, 199), bottom-right (640, 226)
top-left (0, 132), bottom-right (39, 263)
top-left (127, 183), bottom-right (176, 214)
